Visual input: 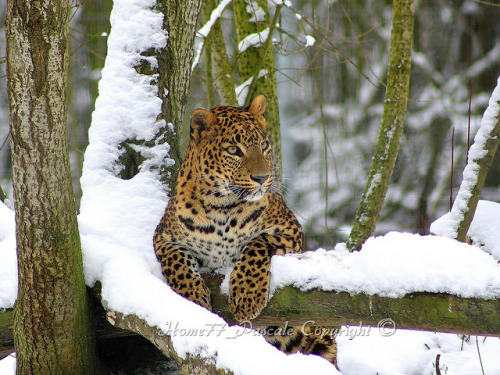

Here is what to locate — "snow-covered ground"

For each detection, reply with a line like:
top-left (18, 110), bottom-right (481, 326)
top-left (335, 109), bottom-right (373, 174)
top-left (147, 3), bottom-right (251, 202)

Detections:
top-left (2, 0), bottom-right (500, 374)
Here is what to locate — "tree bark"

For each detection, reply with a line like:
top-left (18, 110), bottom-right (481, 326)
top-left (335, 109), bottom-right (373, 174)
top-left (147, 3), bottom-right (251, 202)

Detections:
top-left (6, 1), bottom-right (100, 373)
top-left (233, 0), bottom-right (283, 180)
top-left (201, 0), bottom-right (238, 107)
top-left (347, 0), bottom-right (414, 251)
top-left (155, 0), bottom-right (202, 194)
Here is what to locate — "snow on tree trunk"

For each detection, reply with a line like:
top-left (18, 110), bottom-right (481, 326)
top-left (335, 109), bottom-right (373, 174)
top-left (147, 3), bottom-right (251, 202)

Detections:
top-left (431, 77), bottom-right (500, 242)
top-left (347, 0), bottom-right (414, 251)
top-left (6, 0), bottom-right (100, 373)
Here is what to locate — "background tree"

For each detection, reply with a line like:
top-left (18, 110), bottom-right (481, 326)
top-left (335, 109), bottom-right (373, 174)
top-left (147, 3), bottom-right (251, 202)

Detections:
top-left (201, 0), bottom-right (238, 107)
top-left (346, 0), bottom-right (414, 250)
top-left (193, 0), bottom-right (285, 179)
top-left (67, 0), bottom-right (112, 206)
top-left (6, 0), bottom-right (100, 373)
top-left (280, 1), bottom-right (500, 247)
top-left (233, 0), bottom-right (283, 179)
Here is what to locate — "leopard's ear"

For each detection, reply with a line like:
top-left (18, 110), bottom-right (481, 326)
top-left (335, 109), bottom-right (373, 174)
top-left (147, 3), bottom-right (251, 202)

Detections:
top-left (248, 95), bottom-right (267, 130)
top-left (190, 108), bottom-right (217, 145)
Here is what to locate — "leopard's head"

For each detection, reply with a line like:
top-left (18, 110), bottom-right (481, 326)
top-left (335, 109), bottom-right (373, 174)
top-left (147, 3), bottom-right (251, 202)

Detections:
top-left (188, 95), bottom-right (273, 202)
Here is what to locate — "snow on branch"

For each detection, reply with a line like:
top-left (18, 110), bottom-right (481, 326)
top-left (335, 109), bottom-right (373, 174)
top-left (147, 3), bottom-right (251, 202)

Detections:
top-left (235, 69), bottom-right (268, 106)
top-left (197, 0), bottom-right (232, 38)
top-left (192, 0), bottom-right (232, 71)
top-left (237, 28), bottom-right (270, 53)
top-left (431, 76), bottom-right (500, 241)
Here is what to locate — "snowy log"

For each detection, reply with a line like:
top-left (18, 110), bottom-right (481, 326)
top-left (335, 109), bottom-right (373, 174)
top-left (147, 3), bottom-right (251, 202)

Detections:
top-left (205, 275), bottom-right (500, 336)
top-left (2, 282), bottom-right (500, 365)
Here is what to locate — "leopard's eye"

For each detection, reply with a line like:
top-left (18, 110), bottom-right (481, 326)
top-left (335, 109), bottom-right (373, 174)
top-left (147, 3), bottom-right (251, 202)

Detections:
top-left (227, 146), bottom-right (243, 156)
top-left (261, 141), bottom-right (270, 151)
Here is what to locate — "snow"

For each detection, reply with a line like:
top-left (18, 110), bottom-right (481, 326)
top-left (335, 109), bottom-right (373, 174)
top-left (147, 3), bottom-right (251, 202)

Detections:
top-left (235, 69), bottom-right (268, 106)
top-left (270, 0), bottom-right (293, 7)
top-left (0, 354), bottom-right (15, 374)
top-left (246, 0), bottom-right (266, 23)
top-left (338, 330), bottom-right (500, 375)
top-left (0, 234), bottom-right (16, 309)
top-left (305, 35), bottom-right (316, 47)
top-left (0, 200), bottom-right (14, 241)
top-left (238, 28), bottom-right (270, 53)
top-left (432, 76), bottom-right (500, 239)
top-left (432, 200), bottom-right (500, 260)
top-left (2, 1), bottom-right (500, 374)
top-left (0, 200), bottom-right (16, 308)
top-left (3, 188), bottom-right (500, 374)
top-left (197, 0), bottom-right (232, 38)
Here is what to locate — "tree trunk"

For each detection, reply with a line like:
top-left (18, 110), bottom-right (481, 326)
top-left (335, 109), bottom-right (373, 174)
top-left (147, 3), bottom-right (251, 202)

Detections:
top-left (155, 0), bottom-right (202, 194)
top-left (6, 1), bottom-right (100, 373)
top-left (347, 0), bottom-right (414, 251)
top-left (116, 0), bottom-right (201, 193)
top-left (233, 0), bottom-right (283, 180)
top-left (201, 0), bottom-right (238, 107)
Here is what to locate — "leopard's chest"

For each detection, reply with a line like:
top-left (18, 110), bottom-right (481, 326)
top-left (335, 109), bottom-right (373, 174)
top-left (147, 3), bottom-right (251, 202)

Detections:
top-left (177, 205), bottom-right (266, 268)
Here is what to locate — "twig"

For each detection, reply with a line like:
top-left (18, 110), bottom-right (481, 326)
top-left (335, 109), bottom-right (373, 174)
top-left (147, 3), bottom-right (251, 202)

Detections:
top-left (450, 127), bottom-right (455, 211)
top-left (476, 336), bottom-right (485, 375)
top-left (468, 81), bottom-right (472, 154)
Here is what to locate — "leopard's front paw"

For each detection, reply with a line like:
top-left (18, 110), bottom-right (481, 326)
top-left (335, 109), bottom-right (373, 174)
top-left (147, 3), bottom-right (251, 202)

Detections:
top-left (228, 268), bottom-right (270, 321)
top-left (168, 271), bottom-right (212, 310)
top-left (182, 277), bottom-right (212, 310)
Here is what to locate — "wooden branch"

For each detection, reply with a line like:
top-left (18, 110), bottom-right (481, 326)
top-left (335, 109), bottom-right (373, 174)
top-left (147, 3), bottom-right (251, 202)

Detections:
top-left (204, 275), bottom-right (500, 336)
top-left (104, 309), bottom-right (232, 375)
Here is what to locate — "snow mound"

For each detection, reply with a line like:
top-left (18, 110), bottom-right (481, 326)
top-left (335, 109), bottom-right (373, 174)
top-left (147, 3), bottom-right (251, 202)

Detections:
top-left (432, 200), bottom-right (500, 259)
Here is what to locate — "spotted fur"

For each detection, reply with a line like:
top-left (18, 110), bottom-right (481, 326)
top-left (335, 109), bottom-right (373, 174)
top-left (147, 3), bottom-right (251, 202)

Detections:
top-left (154, 96), bottom-right (336, 365)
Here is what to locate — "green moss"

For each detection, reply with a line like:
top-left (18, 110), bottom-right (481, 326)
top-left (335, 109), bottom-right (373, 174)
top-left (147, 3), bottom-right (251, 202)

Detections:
top-left (0, 309), bottom-right (14, 327)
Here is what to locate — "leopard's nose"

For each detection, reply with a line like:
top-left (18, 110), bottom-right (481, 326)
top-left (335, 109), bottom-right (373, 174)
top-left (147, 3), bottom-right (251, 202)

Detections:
top-left (250, 174), bottom-right (270, 185)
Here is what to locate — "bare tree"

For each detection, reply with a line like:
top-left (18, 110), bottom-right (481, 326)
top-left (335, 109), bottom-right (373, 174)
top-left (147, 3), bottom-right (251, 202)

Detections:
top-left (347, 0), bottom-right (415, 250)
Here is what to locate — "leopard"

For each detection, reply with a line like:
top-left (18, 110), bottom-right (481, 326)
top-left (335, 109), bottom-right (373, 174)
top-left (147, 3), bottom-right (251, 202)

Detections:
top-left (154, 95), bottom-right (337, 366)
